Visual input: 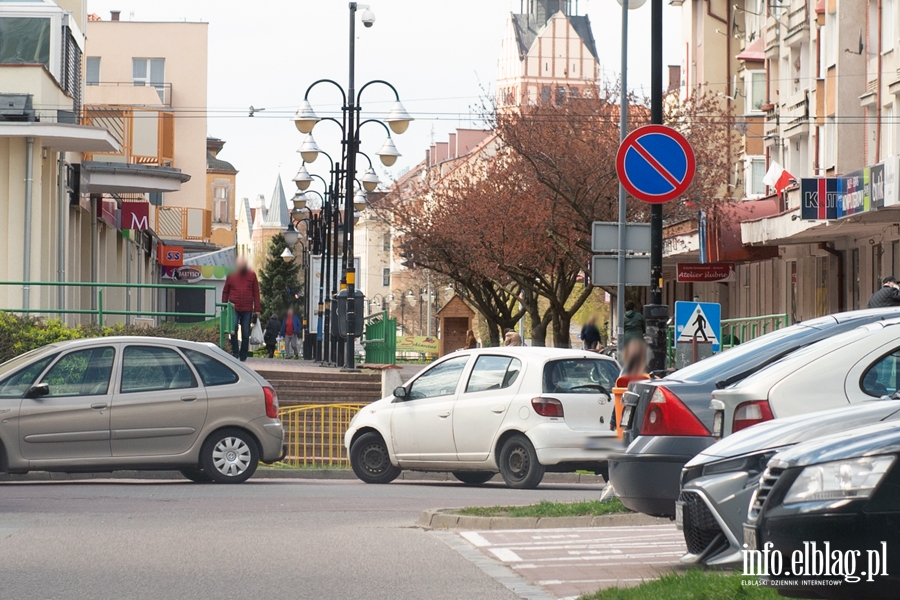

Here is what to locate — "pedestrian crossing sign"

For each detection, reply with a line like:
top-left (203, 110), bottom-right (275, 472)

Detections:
top-left (675, 301), bottom-right (721, 351)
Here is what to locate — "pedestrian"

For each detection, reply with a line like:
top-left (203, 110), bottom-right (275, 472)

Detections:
top-left (503, 328), bottom-right (523, 346)
top-left (623, 300), bottom-right (645, 344)
top-left (464, 329), bottom-right (478, 349)
top-left (280, 308), bottom-right (302, 359)
top-left (264, 313), bottom-right (281, 359)
top-left (867, 276), bottom-right (900, 308)
top-left (222, 256), bottom-right (262, 362)
top-left (580, 316), bottom-right (602, 350)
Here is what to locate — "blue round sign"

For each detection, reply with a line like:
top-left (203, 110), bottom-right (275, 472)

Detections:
top-left (616, 125), bottom-right (696, 204)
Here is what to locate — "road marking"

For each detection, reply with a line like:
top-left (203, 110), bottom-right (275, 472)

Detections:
top-left (489, 547), bottom-right (523, 562)
top-left (460, 531), bottom-right (492, 547)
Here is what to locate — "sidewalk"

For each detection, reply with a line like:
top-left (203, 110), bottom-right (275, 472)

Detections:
top-left (244, 357), bottom-right (427, 382)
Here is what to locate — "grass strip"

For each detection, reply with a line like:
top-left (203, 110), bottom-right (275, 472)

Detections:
top-left (578, 570), bottom-right (779, 600)
top-left (454, 498), bottom-right (629, 518)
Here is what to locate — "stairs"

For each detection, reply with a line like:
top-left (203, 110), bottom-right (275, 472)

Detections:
top-left (253, 368), bottom-right (383, 406)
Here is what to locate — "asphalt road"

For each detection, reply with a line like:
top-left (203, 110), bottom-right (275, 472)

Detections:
top-left (0, 478), bottom-right (603, 600)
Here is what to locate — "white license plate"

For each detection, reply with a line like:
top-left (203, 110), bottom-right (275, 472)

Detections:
top-left (743, 525), bottom-right (758, 551)
top-left (674, 501), bottom-right (684, 530)
top-left (621, 405), bottom-right (634, 429)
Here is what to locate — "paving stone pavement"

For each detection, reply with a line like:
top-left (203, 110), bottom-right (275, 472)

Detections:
top-left (454, 524), bottom-right (687, 599)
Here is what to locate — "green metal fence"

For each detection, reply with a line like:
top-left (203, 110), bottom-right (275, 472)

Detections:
top-left (362, 311), bottom-right (397, 365)
top-left (667, 312), bottom-right (790, 366)
top-left (0, 281), bottom-right (235, 348)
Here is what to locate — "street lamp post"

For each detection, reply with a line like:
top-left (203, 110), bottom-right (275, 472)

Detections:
top-left (292, 2), bottom-right (412, 369)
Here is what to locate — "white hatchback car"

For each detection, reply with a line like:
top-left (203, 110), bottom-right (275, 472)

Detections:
top-left (345, 347), bottom-right (620, 488)
top-left (711, 317), bottom-right (900, 438)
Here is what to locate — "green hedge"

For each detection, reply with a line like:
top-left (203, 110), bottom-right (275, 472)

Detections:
top-left (0, 312), bottom-right (222, 364)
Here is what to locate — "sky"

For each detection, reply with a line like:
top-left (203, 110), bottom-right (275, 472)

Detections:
top-left (85, 0), bottom-right (683, 205)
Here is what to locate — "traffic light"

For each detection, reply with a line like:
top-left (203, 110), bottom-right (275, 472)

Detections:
top-left (399, 240), bottom-right (416, 269)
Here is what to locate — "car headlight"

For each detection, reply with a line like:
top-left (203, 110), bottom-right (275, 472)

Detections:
top-left (703, 451), bottom-right (776, 477)
top-left (784, 455), bottom-right (896, 504)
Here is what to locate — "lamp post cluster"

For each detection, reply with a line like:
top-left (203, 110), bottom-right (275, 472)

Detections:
top-left (281, 2), bottom-right (411, 369)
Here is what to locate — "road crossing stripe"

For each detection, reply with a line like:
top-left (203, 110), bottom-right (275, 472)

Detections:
top-left (489, 548), bottom-right (523, 562)
top-left (459, 531), bottom-right (492, 547)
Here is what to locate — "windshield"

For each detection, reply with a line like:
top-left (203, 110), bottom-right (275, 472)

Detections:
top-left (0, 346), bottom-right (55, 378)
top-left (668, 324), bottom-right (814, 382)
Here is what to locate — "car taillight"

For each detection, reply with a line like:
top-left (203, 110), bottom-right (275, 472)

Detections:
top-left (263, 386), bottom-right (279, 418)
top-left (712, 410), bottom-right (724, 438)
top-left (639, 386), bottom-right (710, 437)
top-left (732, 400), bottom-right (773, 433)
top-left (532, 397), bottom-right (564, 418)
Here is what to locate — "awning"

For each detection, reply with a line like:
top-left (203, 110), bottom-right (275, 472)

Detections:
top-left (742, 206), bottom-right (900, 246)
top-left (0, 122), bottom-right (118, 152)
top-left (737, 38), bottom-right (765, 62)
top-left (81, 161), bottom-right (191, 194)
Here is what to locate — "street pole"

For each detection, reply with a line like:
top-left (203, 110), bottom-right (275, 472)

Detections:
top-left (425, 272), bottom-right (433, 336)
top-left (616, 0), bottom-right (629, 358)
top-left (645, 0), bottom-right (669, 373)
top-left (345, 1), bottom-right (359, 369)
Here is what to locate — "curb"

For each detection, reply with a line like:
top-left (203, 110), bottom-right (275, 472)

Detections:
top-left (418, 509), bottom-right (671, 530)
top-left (0, 469), bottom-right (605, 484)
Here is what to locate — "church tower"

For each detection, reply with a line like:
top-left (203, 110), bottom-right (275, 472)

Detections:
top-left (497, 0), bottom-right (601, 107)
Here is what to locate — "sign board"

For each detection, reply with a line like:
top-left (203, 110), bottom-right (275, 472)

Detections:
top-left (158, 244), bottom-right (184, 267)
top-left (308, 255), bottom-right (323, 341)
top-left (800, 178), bottom-right (842, 220)
top-left (172, 266), bottom-right (202, 282)
top-left (591, 222), bottom-right (651, 253)
top-left (676, 262), bottom-right (734, 282)
top-left (616, 125), bottom-right (696, 204)
top-left (591, 255), bottom-right (650, 286)
top-left (800, 165), bottom-right (887, 220)
top-left (120, 202), bottom-right (149, 230)
top-left (396, 335), bottom-right (439, 353)
top-left (675, 301), bottom-right (721, 351)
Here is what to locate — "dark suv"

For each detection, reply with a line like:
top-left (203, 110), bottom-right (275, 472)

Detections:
top-left (608, 308), bottom-right (900, 518)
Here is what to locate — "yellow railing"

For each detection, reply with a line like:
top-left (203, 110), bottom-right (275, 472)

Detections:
top-left (278, 404), bottom-right (366, 467)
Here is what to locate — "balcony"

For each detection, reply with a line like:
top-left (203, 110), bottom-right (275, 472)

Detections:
top-left (782, 91), bottom-right (810, 139)
top-left (84, 82), bottom-right (173, 108)
top-left (784, 0), bottom-right (809, 47)
top-left (81, 105), bottom-right (174, 167)
top-left (763, 104), bottom-right (779, 149)
top-left (151, 206), bottom-right (211, 242)
top-left (765, 19), bottom-right (780, 58)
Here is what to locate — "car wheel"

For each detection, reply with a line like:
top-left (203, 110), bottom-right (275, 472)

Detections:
top-left (179, 468), bottom-right (213, 483)
top-left (595, 462), bottom-right (610, 483)
top-left (350, 432), bottom-right (401, 484)
top-left (498, 434), bottom-right (545, 489)
top-left (452, 471), bottom-right (495, 485)
top-left (200, 428), bottom-right (259, 484)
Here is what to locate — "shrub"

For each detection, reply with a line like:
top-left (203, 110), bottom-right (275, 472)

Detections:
top-left (0, 313), bottom-right (224, 364)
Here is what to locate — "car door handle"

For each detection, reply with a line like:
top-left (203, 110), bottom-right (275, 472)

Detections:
top-left (181, 395), bottom-right (197, 402)
top-left (91, 403), bottom-right (108, 410)
top-left (438, 411), bottom-right (451, 418)
top-left (490, 406), bottom-right (505, 414)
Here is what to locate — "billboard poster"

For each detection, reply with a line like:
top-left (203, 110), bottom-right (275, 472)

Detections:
top-left (308, 255), bottom-right (323, 341)
top-left (840, 169), bottom-right (868, 217)
top-left (800, 178), bottom-right (841, 220)
top-left (884, 156), bottom-right (900, 207)
top-left (396, 335), bottom-right (439, 353)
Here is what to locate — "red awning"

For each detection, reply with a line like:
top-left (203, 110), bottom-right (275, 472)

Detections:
top-left (737, 38), bottom-right (764, 62)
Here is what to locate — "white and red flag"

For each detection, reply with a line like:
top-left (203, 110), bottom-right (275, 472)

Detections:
top-left (762, 161), bottom-right (795, 195)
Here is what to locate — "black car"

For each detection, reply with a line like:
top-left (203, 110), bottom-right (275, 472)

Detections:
top-left (608, 308), bottom-right (900, 518)
top-left (744, 421), bottom-right (900, 599)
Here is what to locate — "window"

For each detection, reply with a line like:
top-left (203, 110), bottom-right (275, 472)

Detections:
top-left (406, 356), bottom-right (469, 400)
top-left (86, 56), bottom-right (100, 85)
top-left (825, 116), bottom-right (836, 167)
top-left (861, 349), bottom-right (900, 396)
top-left (852, 248), bottom-right (861, 310)
top-left (382, 232), bottom-right (391, 252)
top-left (213, 186), bottom-right (229, 223)
top-left (0, 354), bottom-right (57, 398)
top-left (542, 359), bottom-right (618, 394)
top-left (121, 346), bottom-right (197, 393)
top-left (825, 12), bottom-right (837, 66)
top-left (183, 349), bottom-right (238, 386)
top-left (541, 86), bottom-right (551, 104)
top-left (465, 356), bottom-right (522, 393)
top-left (747, 157), bottom-right (766, 196)
top-left (132, 58), bottom-right (165, 102)
top-left (382, 267), bottom-right (390, 287)
top-left (873, 244), bottom-right (884, 293)
top-left (885, 0), bottom-right (895, 52)
top-left (40, 347), bottom-right (115, 397)
top-left (746, 71), bottom-right (766, 113)
top-left (0, 17), bottom-right (51, 67)
top-left (882, 105), bottom-right (894, 159)
top-left (555, 86), bottom-right (566, 105)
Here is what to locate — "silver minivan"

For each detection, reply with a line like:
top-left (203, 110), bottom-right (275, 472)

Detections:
top-left (0, 337), bottom-right (285, 483)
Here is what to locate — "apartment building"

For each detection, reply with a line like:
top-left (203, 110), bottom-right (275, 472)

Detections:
top-left (669, 0), bottom-right (900, 323)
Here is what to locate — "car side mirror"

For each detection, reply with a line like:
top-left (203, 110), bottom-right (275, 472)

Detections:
top-left (26, 383), bottom-right (50, 399)
top-left (393, 386), bottom-right (408, 400)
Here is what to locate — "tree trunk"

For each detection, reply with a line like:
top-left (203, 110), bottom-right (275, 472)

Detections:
top-left (553, 312), bottom-right (573, 348)
top-left (486, 323), bottom-right (501, 347)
